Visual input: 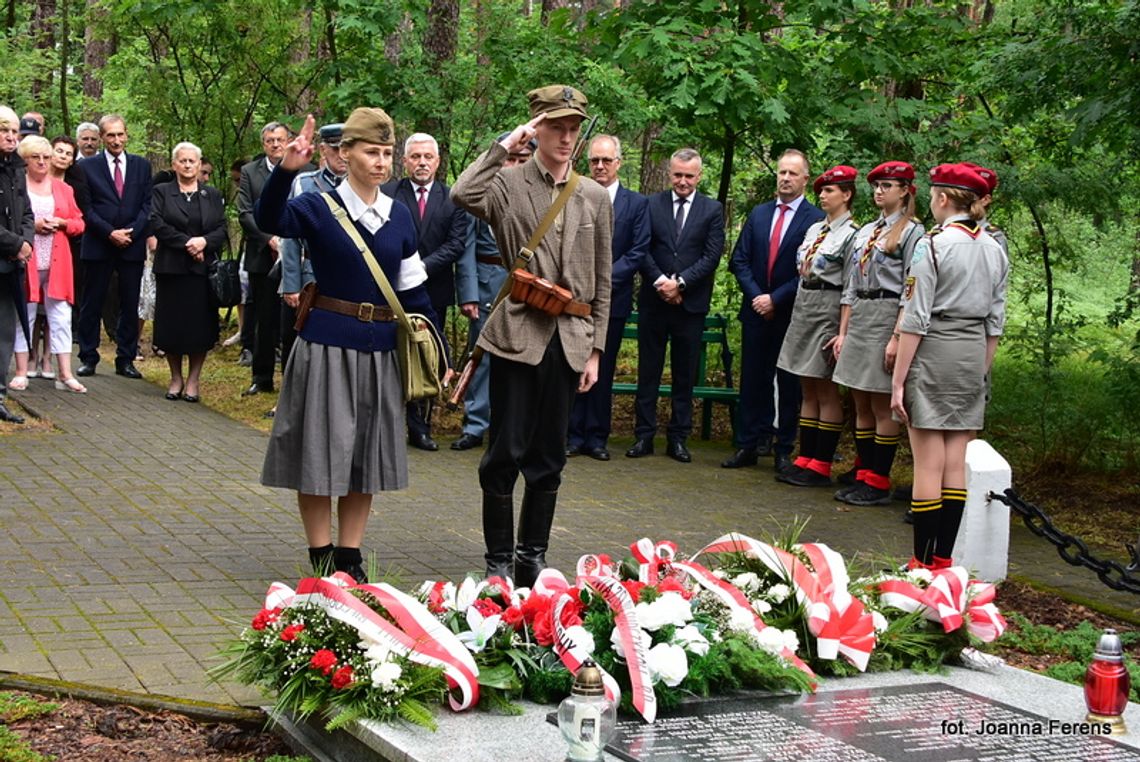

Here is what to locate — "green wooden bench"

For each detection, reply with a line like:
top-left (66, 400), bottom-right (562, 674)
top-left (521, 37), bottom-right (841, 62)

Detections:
top-left (611, 312), bottom-right (739, 440)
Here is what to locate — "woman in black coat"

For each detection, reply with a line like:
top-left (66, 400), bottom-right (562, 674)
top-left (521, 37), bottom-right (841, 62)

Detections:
top-left (149, 142), bottom-right (227, 402)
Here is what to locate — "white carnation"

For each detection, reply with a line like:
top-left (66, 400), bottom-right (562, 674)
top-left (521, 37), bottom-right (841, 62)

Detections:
top-left (727, 608), bottom-right (755, 634)
top-left (647, 643), bottom-right (688, 687)
top-left (564, 625), bottom-right (595, 657)
top-left (673, 625), bottom-right (710, 657)
top-left (610, 626), bottom-right (652, 659)
top-left (370, 661), bottom-right (403, 691)
top-left (767, 583), bottom-right (791, 603)
top-left (634, 592), bottom-right (692, 631)
top-left (732, 572), bottom-right (761, 594)
top-left (871, 611), bottom-right (889, 633)
top-left (780, 628), bottom-right (800, 654)
top-left (754, 627), bottom-right (786, 656)
top-left (907, 568), bottom-right (934, 585)
top-left (752, 598), bottom-right (772, 615)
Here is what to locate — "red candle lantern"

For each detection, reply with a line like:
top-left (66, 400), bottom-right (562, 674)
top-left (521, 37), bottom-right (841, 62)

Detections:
top-left (1084, 628), bottom-right (1131, 735)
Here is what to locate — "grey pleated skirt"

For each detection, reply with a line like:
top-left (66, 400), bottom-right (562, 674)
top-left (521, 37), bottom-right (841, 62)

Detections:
top-left (832, 298), bottom-right (898, 393)
top-left (261, 339), bottom-right (408, 495)
top-left (904, 316), bottom-right (987, 430)
top-left (777, 286), bottom-right (842, 379)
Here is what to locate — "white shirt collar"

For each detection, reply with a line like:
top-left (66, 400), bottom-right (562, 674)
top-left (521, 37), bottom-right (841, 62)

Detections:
top-left (671, 190), bottom-right (693, 206)
top-left (413, 180), bottom-right (434, 197)
top-left (337, 181), bottom-right (394, 235)
top-left (777, 194), bottom-right (805, 213)
top-left (264, 156), bottom-right (279, 173)
top-left (105, 150), bottom-right (125, 174)
top-left (606, 180), bottom-right (620, 204)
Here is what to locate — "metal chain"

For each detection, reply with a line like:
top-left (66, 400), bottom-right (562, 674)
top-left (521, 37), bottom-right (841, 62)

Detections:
top-left (988, 488), bottom-right (1140, 596)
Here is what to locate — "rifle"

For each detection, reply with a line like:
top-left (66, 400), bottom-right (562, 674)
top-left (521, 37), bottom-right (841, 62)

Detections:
top-left (446, 116), bottom-right (598, 411)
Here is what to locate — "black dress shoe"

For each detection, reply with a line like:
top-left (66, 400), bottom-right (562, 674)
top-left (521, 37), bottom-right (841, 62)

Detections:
top-left (843, 484), bottom-right (893, 506)
top-left (0, 402), bottom-right (25, 424)
top-left (721, 448), bottom-right (758, 468)
top-left (241, 382), bottom-right (273, 397)
top-left (586, 447), bottom-right (611, 461)
top-left (182, 394), bottom-right (200, 403)
top-left (775, 465), bottom-right (805, 484)
top-left (451, 433), bottom-right (484, 451)
top-left (903, 509), bottom-right (914, 525)
top-left (114, 362), bottom-right (143, 379)
top-left (666, 440), bottom-right (692, 463)
top-left (785, 468), bottom-right (834, 488)
top-left (755, 440), bottom-right (775, 457)
top-left (566, 443), bottom-right (583, 457)
top-left (75, 363), bottom-right (96, 377)
top-left (625, 438), bottom-right (654, 458)
top-left (408, 432), bottom-right (439, 451)
top-left (774, 453), bottom-right (794, 474)
top-left (165, 391), bottom-right (182, 401)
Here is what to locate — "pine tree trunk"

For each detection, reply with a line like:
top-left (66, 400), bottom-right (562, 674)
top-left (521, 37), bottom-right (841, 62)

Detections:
top-left (31, 0), bottom-right (57, 99)
top-left (83, 0), bottom-right (113, 101)
top-left (422, 0), bottom-right (459, 178)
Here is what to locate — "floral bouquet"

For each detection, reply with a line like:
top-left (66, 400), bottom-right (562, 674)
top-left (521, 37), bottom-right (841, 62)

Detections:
top-left (217, 530), bottom-right (1007, 729)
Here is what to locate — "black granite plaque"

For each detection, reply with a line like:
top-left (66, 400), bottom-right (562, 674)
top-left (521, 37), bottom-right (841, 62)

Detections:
top-left (549, 683), bottom-right (1140, 761)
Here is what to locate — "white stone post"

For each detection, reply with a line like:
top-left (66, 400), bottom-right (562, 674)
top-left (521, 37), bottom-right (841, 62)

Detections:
top-left (953, 439), bottom-right (1011, 582)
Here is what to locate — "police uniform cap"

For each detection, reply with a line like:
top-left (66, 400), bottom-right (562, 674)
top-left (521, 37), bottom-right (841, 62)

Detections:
top-left (318, 123), bottom-right (344, 146)
top-left (929, 163), bottom-right (988, 197)
top-left (341, 108), bottom-right (395, 146)
top-left (813, 165), bottom-right (858, 195)
top-left (18, 117), bottom-right (40, 136)
top-left (527, 85), bottom-right (589, 121)
top-left (960, 161), bottom-right (999, 194)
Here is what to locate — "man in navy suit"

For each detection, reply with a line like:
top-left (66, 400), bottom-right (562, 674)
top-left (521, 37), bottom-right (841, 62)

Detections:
top-left (382, 133), bottom-right (470, 451)
top-left (725, 149), bottom-right (825, 473)
top-left (75, 114), bottom-right (152, 378)
top-left (567, 135), bottom-right (649, 461)
top-left (627, 148), bottom-right (725, 463)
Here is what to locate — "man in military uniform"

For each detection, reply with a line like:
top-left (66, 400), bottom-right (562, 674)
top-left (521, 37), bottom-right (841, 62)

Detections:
top-left (451, 85), bottom-right (612, 587)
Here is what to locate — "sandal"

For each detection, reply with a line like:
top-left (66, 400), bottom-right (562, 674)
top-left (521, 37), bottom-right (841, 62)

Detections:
top-left (27, 369), bottom-right (40, 379)
top-left (39, 370), bottom-right (55, 380)
top-left (9, 376), bottom-right (28, 391)
top-left (55, 377), bottom-right (87, 394)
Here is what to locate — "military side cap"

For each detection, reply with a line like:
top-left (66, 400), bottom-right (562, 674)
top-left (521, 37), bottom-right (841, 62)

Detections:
top-left (527, 85), bottom-right (589, 120)
top-left (960, 161), bottom-right (999, 194)
top-left (867, 161), bottom-right (915, 184)
top-left (928, 163), bottom-right (988, 196)
top-left (813, 165), bottom-right (858, 195)
top-left (318, 123), bottom-right (344, 146)
top-left (18, 117), bottom-right (40, 136)
top-left (341, 108), bottom-right (394, 145)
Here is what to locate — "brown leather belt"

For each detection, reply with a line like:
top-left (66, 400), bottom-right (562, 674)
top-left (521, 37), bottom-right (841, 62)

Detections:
top-left (563, 301), bottom-right (591, 318)
top-left (476, 255), bottom-right (505, 266)
top-left (313, 295), bottom-right (396, 322)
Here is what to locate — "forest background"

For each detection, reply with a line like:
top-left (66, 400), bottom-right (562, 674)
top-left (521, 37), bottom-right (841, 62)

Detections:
top-left (2, 0), bottom-right (1139, 488)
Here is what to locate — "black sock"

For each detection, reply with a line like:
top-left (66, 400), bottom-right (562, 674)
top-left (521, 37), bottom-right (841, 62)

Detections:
top-left (854, 427), bottom-right (875, 475)
top-left (872, 433), bottom-right (901, 484)
top-left (814, 420), bottom-right (843, 465)
top-left (333, 546), bottom-right (363, 570)
top-left (796, 417), bottom-right (819, 465)
top-left (935, 488), bottom-right (967, 560)
top-left (911, 499), bottom-right (941, 566)
top-left (308, 544), bottom-right (335, 575)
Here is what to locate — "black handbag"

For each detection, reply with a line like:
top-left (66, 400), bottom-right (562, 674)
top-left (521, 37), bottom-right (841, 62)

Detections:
top-left (208, 255), bottom-right (242, 307)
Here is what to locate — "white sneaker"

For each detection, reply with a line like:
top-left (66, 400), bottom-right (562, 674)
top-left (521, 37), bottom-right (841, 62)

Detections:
top-left (222, 331), bottom-right (241, 347)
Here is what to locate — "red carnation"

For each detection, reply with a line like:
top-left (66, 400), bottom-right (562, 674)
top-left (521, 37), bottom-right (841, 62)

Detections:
top-left (309, 649), bottom-right (338, 675)
top-left (473, 598), bottom-right (503, 618)
top-left (621, 580), bottom-right (646, 603)
top-left (280, 624), bottom-right (304, 642)
top-left (558, 597), bottom-right (584, 629)
top-left (532, 611), bottom-right (556, 646)
top-left (330, 665), bottom-right (354, 690)
top-left (427, 581), bottom-right (449, 614)
top-left (251, 608), bottom-right (281, 631)
top-left (656, 576), bottom-right (691, 600)
top-left (520, 593), bottom-right (552, 625)
top-left (502, 606), bottom-right (525, 631)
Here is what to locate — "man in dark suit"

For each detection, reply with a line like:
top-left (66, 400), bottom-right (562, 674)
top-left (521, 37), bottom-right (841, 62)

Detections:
top-left (238, 121), bottom-right (290, 396)
top-left (0, 105), bottom-right (33, 422)
top-left (567, 135), bottom-right (649, 461)
top-left (75, 114), bottom-right (152, 378)
top-left (627, 148), bottom-right (725, 463)
top-left (725, 149), bottom-right (825, 473)
top-left (382, 132), bottom-right (470, 451)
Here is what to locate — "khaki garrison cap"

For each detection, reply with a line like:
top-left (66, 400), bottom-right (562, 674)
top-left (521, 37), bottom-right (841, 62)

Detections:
top-left (341, 108), bottom-right (395, 145)
top-left (527, 85), bottom-right (589, 121)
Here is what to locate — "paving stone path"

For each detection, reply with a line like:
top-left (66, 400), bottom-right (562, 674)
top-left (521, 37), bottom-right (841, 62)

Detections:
top-left (0, 371), bottom-right (1135, 706)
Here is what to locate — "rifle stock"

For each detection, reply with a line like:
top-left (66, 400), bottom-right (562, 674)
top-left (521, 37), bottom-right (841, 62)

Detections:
top-left (446, 346), bottom-right (484, 410)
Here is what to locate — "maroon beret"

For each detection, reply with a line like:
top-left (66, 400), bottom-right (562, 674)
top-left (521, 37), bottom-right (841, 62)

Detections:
top-left (928, 163), bottom-right (988, 197)
top-left (960, 161), bottom-right (999, 194)
top-left (813, 165), bottom-right (858, 195)
top-left (867, 161), bottom-right (915, 184)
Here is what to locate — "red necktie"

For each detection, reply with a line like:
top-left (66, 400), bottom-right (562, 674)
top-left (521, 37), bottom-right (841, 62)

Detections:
top-left (417, 186), bottom-right (427, 219)
top-left (113, 156), bottom-right (124, 198)
top-left (767, 203), bottom-right (789, 281)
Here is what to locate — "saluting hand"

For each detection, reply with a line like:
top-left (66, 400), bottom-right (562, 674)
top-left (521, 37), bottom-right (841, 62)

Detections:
top-left (280, 115), bottom-right (316, 172)
top-left (499, 114), bottom-right (545, 155)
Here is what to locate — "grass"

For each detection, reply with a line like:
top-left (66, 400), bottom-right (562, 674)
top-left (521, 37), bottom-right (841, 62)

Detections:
top-left (0, 691), bottom-right (58, 762)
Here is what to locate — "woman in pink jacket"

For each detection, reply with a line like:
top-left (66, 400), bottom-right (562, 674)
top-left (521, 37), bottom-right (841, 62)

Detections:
top-left (11, 135), bottom-right (86, 393)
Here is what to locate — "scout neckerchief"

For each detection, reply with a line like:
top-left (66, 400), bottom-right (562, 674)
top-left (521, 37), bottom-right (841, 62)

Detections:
top-left (799, 223), bottom-right (831, 278)
top-left (858, 218), bottom-right (887, 276)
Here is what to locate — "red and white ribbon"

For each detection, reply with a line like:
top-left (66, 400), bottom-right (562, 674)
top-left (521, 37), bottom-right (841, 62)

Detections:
top-left (877, 567), bottom-right (1007, 642)
top-left (576, 554), bottom-right (617, 579)
top-left (630, 538), bottom-right (677, 585)
top-left (551, 593), bottom-right (621, 702)
top-left (579, 573), bottom-right (657, 723)
top-left (282, 576), bottom-right (480, 711)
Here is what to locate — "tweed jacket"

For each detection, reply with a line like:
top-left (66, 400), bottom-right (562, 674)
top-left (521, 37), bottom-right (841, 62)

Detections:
top-left (451, 142), bottom-right (613, 372)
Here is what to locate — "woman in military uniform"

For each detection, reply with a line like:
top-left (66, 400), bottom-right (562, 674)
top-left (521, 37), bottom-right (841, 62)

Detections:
top-left (831, 162), bottom-right (925, 506)
top-left (891, 163), bottom-right (1008, 570)
top-left (775, 165), bottom-right (860, 487)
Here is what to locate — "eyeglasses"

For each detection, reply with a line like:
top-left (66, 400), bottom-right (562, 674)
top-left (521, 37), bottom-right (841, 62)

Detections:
top-left (872, 181), bottom-right (901, 190)
top-left (588, 157), bottom-right (616, 165)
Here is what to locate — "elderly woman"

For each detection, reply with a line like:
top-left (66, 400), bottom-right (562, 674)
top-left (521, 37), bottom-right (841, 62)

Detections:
top-left (255, 109), bottom-right (442, 583)
top-left (11, 135), bottom-right (86, 392)
top-left (149, 142), bottom-right (227, 402)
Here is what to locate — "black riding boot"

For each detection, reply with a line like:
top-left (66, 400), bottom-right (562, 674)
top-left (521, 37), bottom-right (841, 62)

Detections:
top-left (483, 491), bottom-right (515, 582)
top-left (513, 488), bottom-right (557, 588)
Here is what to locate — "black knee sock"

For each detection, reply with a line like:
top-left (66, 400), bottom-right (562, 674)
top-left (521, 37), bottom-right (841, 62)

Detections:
top-left (813, 420), bottom-right (843, 471)
top-left (854, 427), bottom-right (875, 477)
top-left (866, 433), bottom-right (901, 490)
top-left (795, 417), bottom-right (819, 467)
top-left (333, 546), bottom-right (363, 571)
top-left (911, 498), bottom-right (941, 566)
top-left (934, 488), bottom-right (967, 562)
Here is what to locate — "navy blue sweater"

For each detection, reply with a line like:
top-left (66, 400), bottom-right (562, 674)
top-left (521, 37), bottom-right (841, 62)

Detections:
top-left (255, 166), bottom-right (438, 353)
